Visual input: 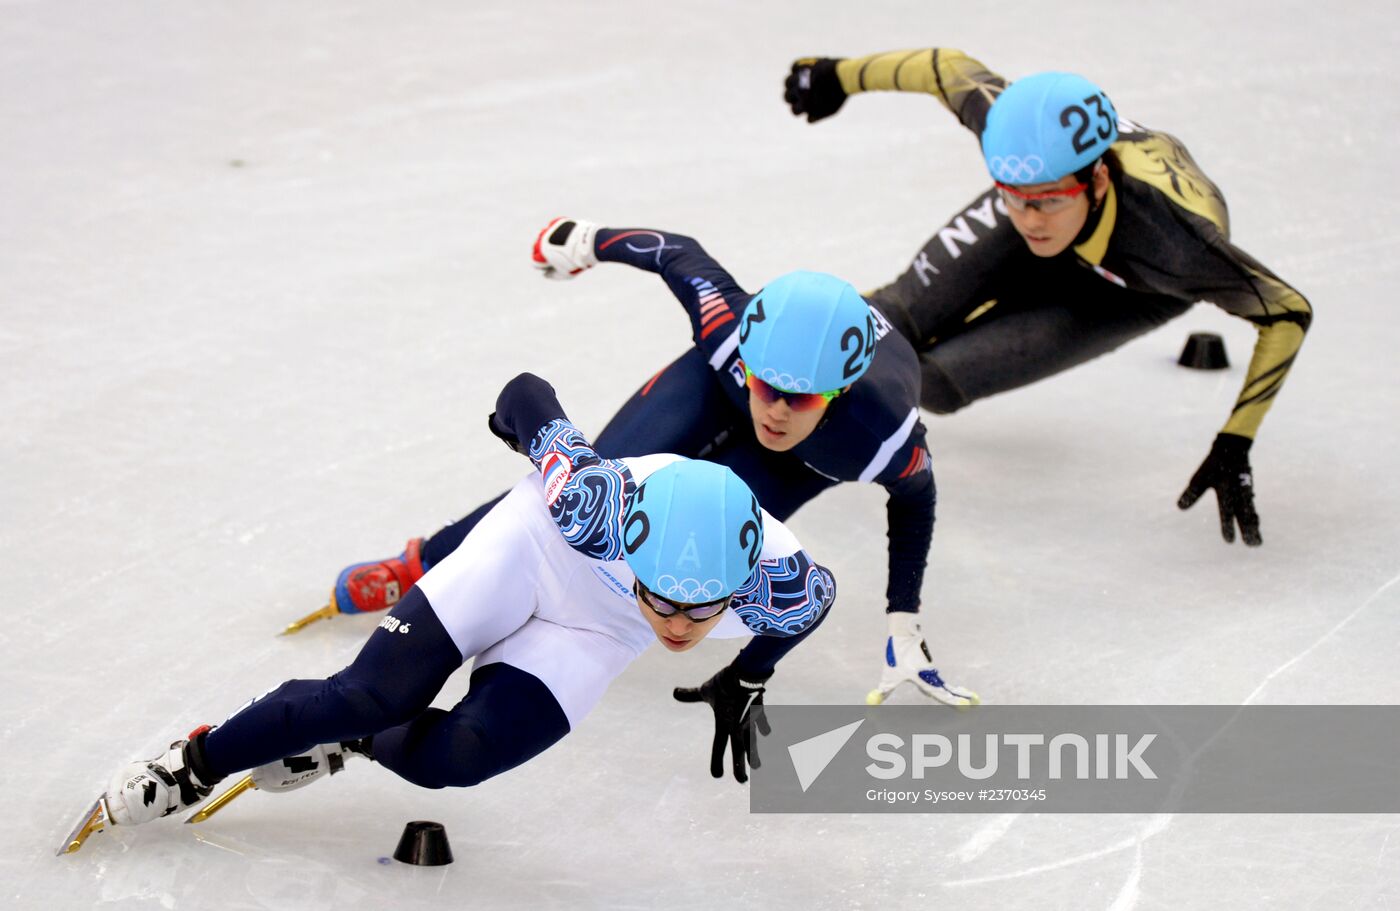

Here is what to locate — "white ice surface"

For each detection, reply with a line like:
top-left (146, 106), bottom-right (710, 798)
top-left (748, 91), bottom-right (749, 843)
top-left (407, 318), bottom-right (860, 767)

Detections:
top-left (4, 2), bottom-right (1400, 908)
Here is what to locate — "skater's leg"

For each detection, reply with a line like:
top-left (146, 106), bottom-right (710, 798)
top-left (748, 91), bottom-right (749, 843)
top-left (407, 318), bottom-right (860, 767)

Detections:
top-left (202, 586), bottom-right (463, 778)
top-left (373, 663), bottom-right (570, 788)
top-left (103, 585), bottom-right (464, 827)
top-left (593, 346), bottom-right (741, 460)
top-left (864, 187), bottom-right (1023, 348)
top-left (919, 278), bottom-right (1191, 413)
top-left (375, 617), bottom-right (642, 788)
top-left (421, 492), bottom-right (505, 569)
top-left (209, 477), bottom-right (553, 777)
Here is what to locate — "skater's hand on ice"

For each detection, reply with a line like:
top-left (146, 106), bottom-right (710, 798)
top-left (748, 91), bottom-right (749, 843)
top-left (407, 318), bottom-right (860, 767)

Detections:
top-left (531, 217), bottom-right (599, 280)
top-left (673, 663), bottom-right (772, 784)
top-left (784, 58), bottom-right (846, 123)
top-left (1178, 433), bottom-right (1262, 546)
top-left (870, 612), bottom-right (979, 708)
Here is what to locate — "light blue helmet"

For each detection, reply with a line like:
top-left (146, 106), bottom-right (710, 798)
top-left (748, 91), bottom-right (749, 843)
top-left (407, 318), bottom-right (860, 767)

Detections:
top-left (622, 460), bottom-right (762, 603)
top-left (737, 270), bottom-right (875, 394)
top-left (981, 72), bottom-right (1118, 185)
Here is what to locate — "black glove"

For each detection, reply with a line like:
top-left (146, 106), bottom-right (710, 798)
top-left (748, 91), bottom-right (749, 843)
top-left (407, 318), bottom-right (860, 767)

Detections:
top-left (1177, 433), bottom-right (1262, 546)
top-left (784, 57), bottom-right (847, 123)
top-left (673, 663), bottom-right (773, 784)
top-left (486, 411), bottom-right (521, 453)
top-left (488, 373), bottom-right (566, 455)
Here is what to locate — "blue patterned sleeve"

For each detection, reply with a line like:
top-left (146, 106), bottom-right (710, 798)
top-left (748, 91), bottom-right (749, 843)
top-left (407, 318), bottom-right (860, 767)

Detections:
top-left (525, 419), bottom-right (636, 562)
top-left (729, 550), bottom-right (836, 637)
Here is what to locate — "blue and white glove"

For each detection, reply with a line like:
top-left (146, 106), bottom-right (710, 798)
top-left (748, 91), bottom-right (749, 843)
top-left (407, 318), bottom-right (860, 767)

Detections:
top-left (867, 612), bottom-right (979, 708)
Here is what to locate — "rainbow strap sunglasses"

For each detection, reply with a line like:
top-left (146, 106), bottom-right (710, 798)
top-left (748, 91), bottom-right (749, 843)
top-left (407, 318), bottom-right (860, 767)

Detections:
top-left (742, 362), bottom-right (844, 412)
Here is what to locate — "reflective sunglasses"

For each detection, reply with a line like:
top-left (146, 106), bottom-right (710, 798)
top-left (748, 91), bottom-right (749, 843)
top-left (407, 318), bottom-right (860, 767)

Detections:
top-left (742, 362), bottom-right (842, 413)
top-left (995, 180), bottom-right (1088, 214)
top-left (634, 580), bottom-right (731, 622)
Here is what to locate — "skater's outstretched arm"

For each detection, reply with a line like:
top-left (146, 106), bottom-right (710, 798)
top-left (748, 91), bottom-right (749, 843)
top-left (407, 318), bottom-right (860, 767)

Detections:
top-left (675, 510), bottom-right (837, 784)
top-left (785, 48), bottom-right (1007, 133)
top-left (1170, 236), bottom-right (1311, 547)
top-left (532, 218), bottom-right (752, 365)
top-left (490, 372), bottom-right (637, 562)
top-left (873, 426), bottom-right (937, 614)
top-left (729, 509), bottom-right (837, 639)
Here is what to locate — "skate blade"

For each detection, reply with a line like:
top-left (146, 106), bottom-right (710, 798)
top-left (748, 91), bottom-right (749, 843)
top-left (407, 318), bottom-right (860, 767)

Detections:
top-left (186, 775), bottom-right (257, 824)
top-left (56, 797), bottom-right (108, 856)
top-left (865, 680), bottom-right (980, 709)
top-left (955, 690), bottom-right (982, 711)
top-left (866, 673), bottom-right (904, 706)
top-left (279, 602), bottom-right (340, 636)
top-left (930, 685), bottom-right (980, 711)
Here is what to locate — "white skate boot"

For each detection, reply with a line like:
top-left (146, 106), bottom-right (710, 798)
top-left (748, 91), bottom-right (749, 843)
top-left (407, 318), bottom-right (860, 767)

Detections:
top-left (104, 725), bottom-right (221, 827)
top-left (867, 612), bottom-right (980, 708)
top-left (249, 741), bottom-right (367, 793)
top-left (531, 217), bottom-right (599, 279)
top-left (186, 740), bottom-right (371, 824)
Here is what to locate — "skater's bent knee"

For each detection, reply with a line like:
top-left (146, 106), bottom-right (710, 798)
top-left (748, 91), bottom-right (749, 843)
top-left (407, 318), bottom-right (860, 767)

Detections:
top-left (920, 360), bottom-right (970, 415)
top-left (326, 674), bottom-right (430, 731)
top-left (373, 716), bottom-right (507, 789)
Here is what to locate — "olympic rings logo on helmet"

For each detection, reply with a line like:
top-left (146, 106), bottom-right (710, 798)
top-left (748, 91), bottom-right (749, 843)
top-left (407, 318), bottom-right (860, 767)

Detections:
top-left (988, 155), bottom-right (1046, 184)
top-left (757, 367), bottom-right (813, 393)
top-left (653, 575), bottom-right (727, 603)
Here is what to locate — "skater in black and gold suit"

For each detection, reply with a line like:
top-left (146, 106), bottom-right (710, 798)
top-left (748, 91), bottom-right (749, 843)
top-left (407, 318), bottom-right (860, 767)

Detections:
top-left (785, 49), bottom-right (1312, 547)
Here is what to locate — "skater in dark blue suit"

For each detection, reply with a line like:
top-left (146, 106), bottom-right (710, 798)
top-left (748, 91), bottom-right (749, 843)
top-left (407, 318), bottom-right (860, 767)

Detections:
top-left (331, 218), bottom-right (976, 707)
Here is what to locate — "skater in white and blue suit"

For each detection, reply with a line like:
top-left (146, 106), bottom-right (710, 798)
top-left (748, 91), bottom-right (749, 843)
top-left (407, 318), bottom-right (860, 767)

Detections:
top-left (97, 372), bottom-right (836, 832)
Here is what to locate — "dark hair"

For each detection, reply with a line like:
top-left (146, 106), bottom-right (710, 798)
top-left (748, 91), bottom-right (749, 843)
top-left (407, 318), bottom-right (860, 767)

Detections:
top-left (1069, 150), bottom-right (1120, 247)
top-left (1073, 149), bottom-right (1120, 210)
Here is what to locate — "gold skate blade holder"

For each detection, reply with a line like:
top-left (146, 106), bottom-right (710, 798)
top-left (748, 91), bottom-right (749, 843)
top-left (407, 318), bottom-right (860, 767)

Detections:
top-left (186, 775), bottom-right (257, 824)
top-left (279, 601), bottom-right (340, 636)
top-left (57, 798), bottom-right (107, 856)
